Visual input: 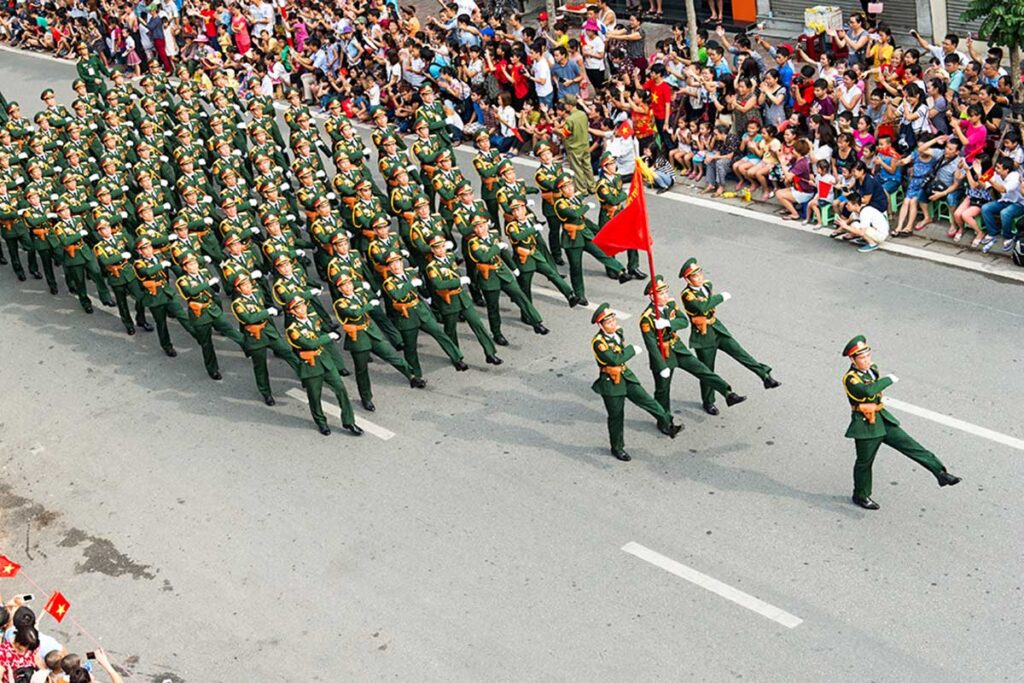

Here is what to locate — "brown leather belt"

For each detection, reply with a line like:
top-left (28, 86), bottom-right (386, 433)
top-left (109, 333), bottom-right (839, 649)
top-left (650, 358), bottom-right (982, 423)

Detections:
top-left (601, 365), bottom-right (624, 384)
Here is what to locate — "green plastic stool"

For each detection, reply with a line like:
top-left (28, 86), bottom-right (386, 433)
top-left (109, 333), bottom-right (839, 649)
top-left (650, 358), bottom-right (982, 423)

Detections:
top-left (818, 203), bottom-right (835, 228)
top-left (933, 199), bottom-right (951, 224)
top-left (887, 187), bottom-right (905, 220)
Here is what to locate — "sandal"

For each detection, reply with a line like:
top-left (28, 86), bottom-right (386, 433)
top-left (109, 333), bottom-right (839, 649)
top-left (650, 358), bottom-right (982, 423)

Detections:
top-left (953, 229), bottom-right (963, 242)
top-left (913, 220), bottom-right (932, 232)
top-left (781, 214), bottom-right (801, 221)
top-left (946, 226), bottom-right (958, 238)
top-left (971, 235), bottom-right (983, 248)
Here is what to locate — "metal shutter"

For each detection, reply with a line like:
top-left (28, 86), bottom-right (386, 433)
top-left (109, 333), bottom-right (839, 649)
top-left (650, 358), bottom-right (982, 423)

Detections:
top-left (946, 0), bottom-right (983, 37)
top-left (770, 1), bottom-right (918, 33)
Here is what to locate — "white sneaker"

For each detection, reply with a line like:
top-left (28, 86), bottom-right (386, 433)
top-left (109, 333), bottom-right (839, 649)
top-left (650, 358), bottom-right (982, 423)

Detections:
top-left (1002, 239), bottom-right (1014, 251)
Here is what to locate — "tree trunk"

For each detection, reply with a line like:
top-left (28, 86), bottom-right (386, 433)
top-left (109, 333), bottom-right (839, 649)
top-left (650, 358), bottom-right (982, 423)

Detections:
top-left (546, 0), bottom-right (556, 32)
top-left (685, 0), bottom-right (700, 63)
top-left (1012, 46), bottom-right (1022, 106)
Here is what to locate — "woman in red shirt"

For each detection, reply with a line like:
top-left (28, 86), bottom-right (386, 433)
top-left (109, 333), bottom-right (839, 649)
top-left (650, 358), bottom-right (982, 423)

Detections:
top-left (507, 51), bottom-right (530, 108)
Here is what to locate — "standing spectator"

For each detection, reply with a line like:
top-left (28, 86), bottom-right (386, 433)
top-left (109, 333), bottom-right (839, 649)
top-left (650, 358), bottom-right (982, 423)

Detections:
top-left (550, 46), bottom-right (582, 101)
top-left (143, 11), bottom-right (171, 73)
top-left (580, 20), bottom-right (605, 90)
top-left (229, 5), bottom-right (251, 56)
top-left (527, 41), bottom-right (554, 110)
top-left (558, 96), bottom-right (595, 195)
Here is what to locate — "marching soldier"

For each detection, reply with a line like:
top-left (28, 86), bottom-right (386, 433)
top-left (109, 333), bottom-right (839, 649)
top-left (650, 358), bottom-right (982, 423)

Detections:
top-left (369, 106), bottom-right (406, 153)
top-left (133, 237), bottom-right (198, 357)
top-left (93, 219), bottom-right (151, 335)
top-left (494, 161), bottom-right (539, 227)
top-left (472, 130), bottom-right (503, 225)
top-left (534, 142), bottom-right (565, 265)
top-left (503, 198), bottom-right (577, 306)
top-left (332, 271), bottom-right (419, 411)
top-left (424, 235), bottom-right (502, 366)
top-left (52, 198), bottom-right (113, 312)
top-left (20, 187), bottom-right (59, 293)
top-left (466, 214), bottom-right (549, 344)
top-left (414, 84), bottom-right (451, 149)
top-left (176, 253), bottom-right (246, 380)
top-left (411, 119), bottom-right (442, 208)
top-left (596, 154), bottom-right (645, 280)
top-left (591, 304), bottom-right (682, 462)
top-left (0, 182), bottom-right (29, 280)
top-left (284, 297), bottom-right (363, 437)
top-left (431, 150), bottom-right (464, 225)
top-left (407, 195), bottom-right (447, 273)
top-left (230, 272), bottom-right (301, 406)
top-left (269, 254), bottom-right (335, 331)
top-left (678, 258), bottom-right (780, 414)
top-left (553, 175), bottom-right (629, 305)
top-left (841, 336), bottom-right (961, 510)
top-left (639, 275), bottom-right (746, 414)
top-left (381, 252), bottom-right (468, 379)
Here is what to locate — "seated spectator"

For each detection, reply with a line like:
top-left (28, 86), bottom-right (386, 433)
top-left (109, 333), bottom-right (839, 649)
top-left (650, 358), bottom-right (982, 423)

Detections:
top-left (980, 155), bottom-right (1024, 253)
top-left (892, 133), bottom-right (943, 236)
top-left (776, 138), bottom-right (815, 220)
top-left (833, 191), bottom-right (891, 252)
top-left (952, 153), bottom-right (995, 247)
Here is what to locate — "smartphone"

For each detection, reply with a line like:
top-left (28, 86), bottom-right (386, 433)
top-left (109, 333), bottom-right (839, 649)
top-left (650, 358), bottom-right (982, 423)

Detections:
top-left (20, 594), bottom-right (33, 602)
top-left (86, 652), bottom-right (96, 660)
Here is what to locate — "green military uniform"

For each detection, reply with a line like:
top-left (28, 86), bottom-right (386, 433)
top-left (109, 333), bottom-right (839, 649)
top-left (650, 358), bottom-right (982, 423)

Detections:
top-left (381, 253), bottom-right (466, 378)
top-left (423, 236), bottom-right (500, 363)
top-left (534, 143), bottom-right (564, 263)
top-left (678, 258), bottom-right (779, 409)
top-left (20, 190), bottom-right (59, 292)
top-left (331, 274), bottom-right (416, 409)
top-left (284, 298), bottom-right (362, 437)
top-left (414, 84), bottom-right (452, 148)
top-left (133, 240), bottom-right (198, 355)
top-left (230, 276), bottom-right (301, 404)
top-left (590, 304), bottom-right (680, 461)
top-left (410, 122), bottom-right (443, 208)
top-left (472, 131), bottom-right (503, 224)
top-left (639, 275), bottom-right (744, 414)
top-left (0, 186), bottom-right (29, 279)
top-left (92, 225), bottom-right (149, 333)
top-left (596, 158), bottom-right (641, 275)
top-left (176, 255), bottom-right (246, 378)
top-left (841, 336), bottom-right (959, 509)
top-left (503, 199), bottom-right (576, 305)
top-left (553, 176), bottom-right (627, 302)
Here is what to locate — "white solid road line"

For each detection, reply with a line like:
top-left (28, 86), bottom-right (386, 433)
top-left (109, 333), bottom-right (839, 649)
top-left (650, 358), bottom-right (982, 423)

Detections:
top-left (285, 388), bottom-right (395, 441)
top-left (885, 397), bottom-right (1024, 452)
top-left (622, 541), bottom-right (803, 629)
top-left (532, 285), bottom-right (633, 320)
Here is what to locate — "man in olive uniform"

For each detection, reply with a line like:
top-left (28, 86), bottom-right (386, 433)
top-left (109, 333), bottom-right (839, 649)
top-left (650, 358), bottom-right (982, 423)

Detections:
top-left (410, 119), bottom-right (443, 208)
top-left (76, 43), bottom-right (110, 96)
top-left (414, 84), bottom-right (452, 149)
top-left (52, 199), bottom-right (112, 312)
top-left (133, 237), bottom-right (198, 357)
top-left (467, 214), bottom-right (549, 344)
top-left (596, 153), bottom-right (645, 279)
top-left (231, 273), bottom-right (301, 406)
top-left (534, 143), bottom-right (565, 264)
top-left (284, 297), bottom-right (363, 437)
top-left (472, 130), bottom-right (503, 225)
top-left (424, 235), bottom-right (503, 365)
top-left (381, 252), bottom-right (468, 378)
top-left (591, 303), bottom-right (682, 462)
top-left (679, 258), bottom-right (780, 414)
top-left (93, 219), bottom-right (151, 335)
top-left (841, 336), bottom-right (961, 510)
top-left (639, 275), bottom-right (746, 414)
top-left (20, 188), bottom-right (59, 293)
top-left (176, 253), bottom-right (246, 380)
top-left (0, 182), bottom-right (29, 280)
top-left (331, 271), bottom-right (420, 411)
top-left (504, 198), bottom-right (577, 306)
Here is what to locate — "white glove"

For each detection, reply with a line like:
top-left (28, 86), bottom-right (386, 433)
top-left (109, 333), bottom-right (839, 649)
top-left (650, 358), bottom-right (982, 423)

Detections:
top-left (659, 367), bottom-right (671, 378)
top-left (286, 214), bottom-right (296, 222)
top-left (362, 282), bottom-right (371, 290)
top-left (498, 241), bottom-right (510, 250)
top-left (585, 202), bottom-right (595, 210)
top-left (120, 251), bottom-right (132, 259)
top-left (401, 249), bottom-right (410, 257)
top-left (209, 276), bottom-right (220, 285)
top-left (203, 255), bottom-right (212, 263)
top-left (654, 318), bottom-right (671, 330)
top-left (160, 179), bottom-right (168, 187)
top-left (121, 185), bottom-right (128, 192)
top-left (160, 155), bottom-right (169, 163)
top-left (251, 269), bottom-right (263, 279)
top-left (459, 276), bottom-right (471, 285)
top-left (46, 212), bottom-right (58, 219)
top-left (267, 306), bottom-right (279, 316)
top-left (406, 164), bottom-right (418, 172)
top-left (281, 183), bottom-right (292, 193)
top-left (630, 344), bottom-right (644, 356)
top-left (411, 277), bottom-right (423, 287)
top-left (274, 166), bottom-right (284, 173)
top-left (295, 248), bottom-right (305, 256)
top-left (886, 374), bottom-right (899, 384)
top-left (79, 229), bottom-right (89, 236)
top-left (50, 193), bottom-right (59, 201)
top-left (326, 192), bottom-right (336, 200)
top-left (203, 195), bottom-right (213, 203)
top-left (204, 217), bottom-right (213, 225)
top-left (310, 287), bottom-right (322, 296)
top-left (720, 292), bottom-right (731, 302)
top-left (248, 226), bottom-right (260, 235)
top-left (90, 124), bottom-right (98, 131)
top-left (233, 149), bottom-right (243, 157)
top-left (512, 268), bottom-right (520, 276)
top-left (160, 260), bottom-right (171, 267)
top-left (527, 199), bottom-right (535, 207)
top-left (89, 201), bottom-right (98, 208)
top-left (370, 298), bottom-right (380, 306)
top-left (17, 153), bottom-right (27, 160)
top-left (14, 177), bottom-right (23, 185)
top-left (198, 159), bottom-right (206, 166)
top-left (90, 174), bottom-right (100, 182)
top-left (162, 203), bottom-right (171, 211)
top-left (167, 233), bottom-right (179, 242)
top-left (315, 170), bottom-right (325, 178)
top-left (237, 122), bottom-right (248, 130)
top-left (328, 331), bottom-right (340, 340)
top-left (120, 211), bottom-right (128, 218)
top-left (444, 240), bottom-right (454, 250)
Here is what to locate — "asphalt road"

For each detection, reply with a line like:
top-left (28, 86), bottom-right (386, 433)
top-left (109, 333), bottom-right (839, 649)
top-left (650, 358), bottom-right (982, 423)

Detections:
top-left (1, 51), bottom-right (1022, 682)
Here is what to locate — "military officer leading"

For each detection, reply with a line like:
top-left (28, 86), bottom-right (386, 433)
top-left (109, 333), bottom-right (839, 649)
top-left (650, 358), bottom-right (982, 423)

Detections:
top-left (841, 336), bottom-right (961, 510)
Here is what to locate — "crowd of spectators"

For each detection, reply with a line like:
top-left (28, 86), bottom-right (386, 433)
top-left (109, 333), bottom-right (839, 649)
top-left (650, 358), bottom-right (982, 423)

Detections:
top-left (0, 596), bottom-right (122, 683)
top-left (1, 0), bottom-right (1021, 257)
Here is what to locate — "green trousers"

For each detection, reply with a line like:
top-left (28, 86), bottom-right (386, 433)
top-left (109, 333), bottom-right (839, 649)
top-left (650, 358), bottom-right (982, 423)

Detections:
top-left (31, 248), bottom-right (57, 290)
top-left (148, 299), bottom-right (197, 352)
top-left (302, 361), bottom-right (355, 429)
top-left (482, 278), bottom-right (542, 337)
top-left (695, 336), bottom-right (771, 406)
top-left (3, 235), bottom-right (27, 278)
top-left (398, 312), bottom-right (463, 378)
top-left (584, 239), bottom-right (625, 277)
top-left (655, 349), bottom-right (733, 413)
top-left (110, 280), bottom-right (149, 330)
top-left (350, 339), bottom-right (413, 402)
top-left (370, 305), bottom-right (403, 348)
top-left (64, 263), bottom-right (94, 310)
top-left (441, 305), bottom-right (496, 358)
top-left (248, 336), bottom-right (300, 398)
top-left (193, 316), bottom-right (245, 377)
top-left (484, 198), bottom-right (500, 226)
top-left (601, 382), bottom-right (672, 453)
top-left (853, 426), bottom-right (946, 498)
top-left (519, 259), bottom-right (574, 303)
top-left (543, 212), bottom-right (562, 261)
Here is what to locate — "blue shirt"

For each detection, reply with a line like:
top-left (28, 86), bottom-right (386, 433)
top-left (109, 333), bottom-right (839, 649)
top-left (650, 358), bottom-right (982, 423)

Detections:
top-left (551, 60), bottom-right (581, 97)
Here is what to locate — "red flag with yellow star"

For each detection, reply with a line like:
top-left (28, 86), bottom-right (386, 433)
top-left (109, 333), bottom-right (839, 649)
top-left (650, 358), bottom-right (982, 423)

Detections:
top-left (0, 555), bottom-right (20, 578)
top-left (44, 591), bottom-right (71, 623)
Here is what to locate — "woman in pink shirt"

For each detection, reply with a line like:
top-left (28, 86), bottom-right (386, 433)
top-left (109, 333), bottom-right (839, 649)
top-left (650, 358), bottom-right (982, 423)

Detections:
top-left (230, 5), bottom-right (251, 56)
top-left (950, 104), bottom-right (987, 163)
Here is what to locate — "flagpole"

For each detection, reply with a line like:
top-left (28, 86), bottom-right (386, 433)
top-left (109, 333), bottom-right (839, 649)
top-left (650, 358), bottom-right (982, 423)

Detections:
top-left (632, 158), bottom-right (669, 360)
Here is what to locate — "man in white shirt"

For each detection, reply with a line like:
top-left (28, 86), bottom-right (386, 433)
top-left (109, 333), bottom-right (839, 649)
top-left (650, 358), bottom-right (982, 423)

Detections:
top-left (249, 1), bottom-right (275, 39)
top-left (528, 41), bottom-right (554, 109)
top-left (980, 156), bottom-right (1024, 252)
top-left (836, 191), bottom-right (890, 253)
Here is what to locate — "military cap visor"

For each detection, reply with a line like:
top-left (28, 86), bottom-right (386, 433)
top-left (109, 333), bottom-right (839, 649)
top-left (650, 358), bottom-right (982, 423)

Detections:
top-left (679, 258), bottom-right (701, 279)
top-left (591, 303), bottom-right (615, 325)
top-left (843, 336), bottom-right (871, 358)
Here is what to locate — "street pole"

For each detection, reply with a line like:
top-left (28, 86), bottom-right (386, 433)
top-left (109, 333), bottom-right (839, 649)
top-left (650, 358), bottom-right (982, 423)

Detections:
top-left (685, 0), bottom-right (699, 62)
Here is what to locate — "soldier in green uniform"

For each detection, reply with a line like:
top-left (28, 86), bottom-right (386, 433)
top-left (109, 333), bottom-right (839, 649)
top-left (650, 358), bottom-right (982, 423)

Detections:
top-left (414, 84), bottom-right (452, 149)
top-left (230, 273), bottom-right (301, 406)
top-left (424, 235), bottom-right (503, 365)
top-left (410, 119), bottom-right (442, 208)
top-left (467, 214), bottom-right (549, 344)
top-left (678, 258), bottom-right (780, 413)
top-left (331, 271), bottom-right (420, 411)
top-left (370, 106), bottom-right (406, 153)
top-left (389, 167), bottom-right (424, 245)
top-left (0, 182), bottom-right (29, 279)
top-left (553, 175), bottom-right (629, 304)
top-left (284, 297), bottom-right (363, 437)
top-left (52, 199), bottom-right (112, 312)
top-left (596, 154), bottom-right (645, 279)
top-left (430, 149), bottom-right (464, 225)
top-left (176, 253), bottom-right (246, 380)
top-left (133, 237), bottom-right (197, 357)
top-left (472, 130), bottom-right (503, 224)
top-left (381, 252), bottom-right (468, 379)
top-left (639, 275), bottom-right (746, 414)
top-left (75, 43), bottom-right (110, 96)
top-left (533, 142), bottom-right (565, 265)
top-left (20, 188), bottom-right (59, 293)
top-left (92, 219), bottom-right (151, 335)
top-left (378, 135), bottom-right (419, 189)
top-left (841, 336), bottom-right (961, 510)
top-left (591, 304), bottom-right (682, 462)
top-left (503, 198), bottom-right (577, 306)
top-left (494, 161), bottom-right (539, 227)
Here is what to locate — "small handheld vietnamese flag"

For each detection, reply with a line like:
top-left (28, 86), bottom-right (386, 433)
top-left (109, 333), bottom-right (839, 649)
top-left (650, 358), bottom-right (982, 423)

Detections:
top-left (0, 555), bottom-right (21, 578)
top-left (817, 179), bottom-right (833, 201)
top-left (44, 591), bottom-right (71, 623)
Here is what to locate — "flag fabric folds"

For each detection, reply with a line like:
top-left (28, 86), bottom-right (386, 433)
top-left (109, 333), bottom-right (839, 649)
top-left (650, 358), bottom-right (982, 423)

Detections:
top-left (592, 164), bottom-right (653, 257)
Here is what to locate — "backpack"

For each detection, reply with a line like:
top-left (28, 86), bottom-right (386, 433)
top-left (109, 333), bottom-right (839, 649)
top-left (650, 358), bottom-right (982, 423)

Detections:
top-left (1011, 236), bottom-right (1024, 268)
